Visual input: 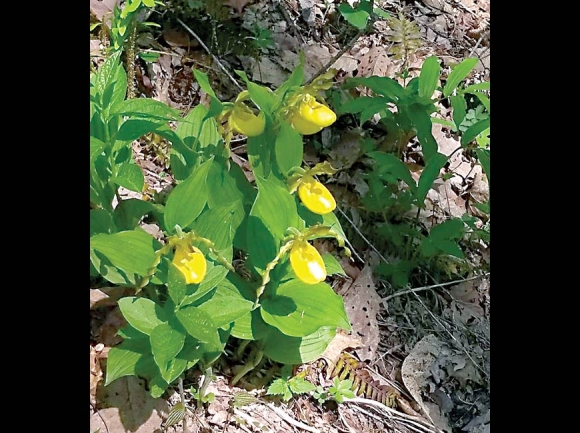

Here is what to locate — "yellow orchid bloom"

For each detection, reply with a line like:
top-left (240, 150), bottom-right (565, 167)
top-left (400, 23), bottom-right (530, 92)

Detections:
top-left (290, 94), bottom-right (337, 135)
top-left (290, 239), bottom-right (327, 284)
top-left (229, 103), bottom-right (266, 137)
top-left (298, 177), bottom-right (336, 215)
top-left (172, 244), bottom-right (207, 284)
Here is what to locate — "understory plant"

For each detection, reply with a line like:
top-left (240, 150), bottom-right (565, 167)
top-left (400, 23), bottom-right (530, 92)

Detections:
top-left (90, 50), bottom-right (352, 398)
top-left (335, 56), bottom-right (490, 286)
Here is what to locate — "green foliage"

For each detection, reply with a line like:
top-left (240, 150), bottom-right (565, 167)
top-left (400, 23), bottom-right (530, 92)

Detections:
top-left (266, 365), bottom-right (315, 402)
top-left (91, 52), bottom-right (351, 398)
top-left (313, 377), bottom-right (356, 404)
top-left (338, 55), bottom-right (489, 287)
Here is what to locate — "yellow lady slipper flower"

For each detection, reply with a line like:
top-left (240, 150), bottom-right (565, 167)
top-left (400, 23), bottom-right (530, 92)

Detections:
top-left (229, 103), bottom-right (266, 137)
top-left (172, 244), bottom-right (207, 284)
top-left (298, 177), bottom-right (336, 215)
top-left (290, 94), bottom-right (337, 135)
top-left (290, 239), bottom-right (327, 284)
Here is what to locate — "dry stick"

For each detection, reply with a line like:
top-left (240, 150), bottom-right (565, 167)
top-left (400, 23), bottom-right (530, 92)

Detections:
top-left (344, 397), bottom-right (440, 433)
top-left (382, 272), bottom-right (490, 304)
top-left (176, 17), bottom-right (244, 92)
top-left (335, 205), bottom-right (383, 266)
top-left (264, 402), bottom-right (321, 433)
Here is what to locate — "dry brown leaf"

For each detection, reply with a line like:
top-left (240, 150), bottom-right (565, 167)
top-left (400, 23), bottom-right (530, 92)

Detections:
top-left (319, 329), bottom-right (363, 372)
top-left (252, 57), bottom-right (289, 86)
top-left (401, 334), bottom-right (444, 427)
top-left (91, 376), bottom-right (168, 433)
top-left (90, 0), bottom-right (119, 21)
top-left (90, 345), bottom-right (104, 406)
top-left (337, 265), bottom-right (381, 362)
top-left (355, 45), bottom-right (395, 78)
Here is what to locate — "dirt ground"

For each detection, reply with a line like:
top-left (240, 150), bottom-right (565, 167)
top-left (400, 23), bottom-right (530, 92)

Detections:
top-left (90, 1), bottom-right (490, 432)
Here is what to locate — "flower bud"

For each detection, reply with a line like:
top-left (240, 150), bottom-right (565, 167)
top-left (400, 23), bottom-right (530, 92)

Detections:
top-left (298, 177), bottom-right (336, 215)
top-left (172, 244), bottom-right (207, 284)
top-left (290, 239), bottom-right (327, 284)
top-left (229, 103), bottom-right (266, 137)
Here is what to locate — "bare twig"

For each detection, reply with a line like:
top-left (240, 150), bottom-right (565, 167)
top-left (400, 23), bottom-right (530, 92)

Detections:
top-left (382, 272), bottom-right (490, 304)
top-left (335, 205), bottom-right (384, 266)
top-left (265, 402), bottom-right (321, 433)
top-left (344, 397), bottom-right (441, 433)
top-left (176, 17), bottom-right (244, 92)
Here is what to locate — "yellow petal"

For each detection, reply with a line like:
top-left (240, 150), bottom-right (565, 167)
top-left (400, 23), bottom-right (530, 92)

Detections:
top-left (290, 240), bottom-right (327, 284)
top-left (291, 113), bottom-right (324, 135)
top-left (298, 179), bottom-right (336, 215)
top-left (299, 97), bottom-right (336, 127)
top-left (229, 105), bottom-right (266, 137)
top-left (172, 245), bottom-right (207, 284)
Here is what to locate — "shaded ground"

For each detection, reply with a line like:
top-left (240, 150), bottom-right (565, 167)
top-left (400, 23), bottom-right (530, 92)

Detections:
top-left (90, 1), bottom-right (490, 432)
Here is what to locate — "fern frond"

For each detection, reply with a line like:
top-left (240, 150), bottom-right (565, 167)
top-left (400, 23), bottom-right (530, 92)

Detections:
top-left (386, 14), bottom-right (423, 64)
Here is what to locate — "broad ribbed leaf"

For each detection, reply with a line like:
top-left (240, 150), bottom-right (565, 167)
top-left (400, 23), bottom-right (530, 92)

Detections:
top-left (367, 151), bottom-right (416, 191)
top-left (105, 338), bottom-right (156, 386)
top-left (260, 280), bottom-right (351, 337)
top-left (150, 323), bottom-right (186, 371)
top-left (443, 58), bottom-right (479, 97)
top-left (112, 162), bottom-right (144, 192)
top-left (110, 98), bottom-right (182, 122)
top-left (164, 158), bottom-right (213, 232)
top-left (416, 152), bottom-right (448, 206)
top-left (275, 122), bottom-right (303, 176)
top-left (323, 253), bottom-right (346, 276)
top-left (115, 119), bottom-right (166, 141)
top-left (262, 326), bottom-right (337, 364)
top-left (90, 137), bottom-right (106, 164)
top-left (176, 305), bottom-right (218, 345)
top-left (419, 56), bottom-right (440, 98)
top-left (90, 228), bottom-right (158, 276)
top-left (118, 297), bottom-right (165, 335)
top-left (461, 117), bottom-right (490, 146)
top-left (345, 76), bottom-right (406, 100)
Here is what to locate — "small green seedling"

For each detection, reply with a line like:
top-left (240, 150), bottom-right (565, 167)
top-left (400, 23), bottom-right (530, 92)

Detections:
top-left (266, 365), bottom-right (316, 402)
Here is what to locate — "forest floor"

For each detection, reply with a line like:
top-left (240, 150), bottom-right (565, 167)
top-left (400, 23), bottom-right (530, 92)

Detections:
top-left (90, 1), bottom-right (490, 432)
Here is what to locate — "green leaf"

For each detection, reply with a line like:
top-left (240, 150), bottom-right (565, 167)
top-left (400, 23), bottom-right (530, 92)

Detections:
top-left (115, 119), bottom-right (166, 141)
top-left (267, 379), bottom-right (293, 401)
top-left (197, 280), bottom-right (254, 328)
top-left (206, 160), bottom-right (253, 209)
top-left (407, 104), bottom-right (438, 160)
top-left (168, 262), bottom-right (188, 307)
top-left (118, 297), bottom-right (165, 335)
top-left (274, 55), bottom-right (304, 97)
top-left (416, 152), bottom-right (447, 205)
top-left (461, 117), bottom-right (490, 146)
top-left (175, 305), bottom-right (219, 345)
top-left (253, 176), bottom-right (301, 241)
top-left (449, 95), bottom-right (467, 132)
top-left (110, 98), bottom-right (182, 122)
top-left (463, 81), bottom-right (490, 94)
top-left (262, 326), bottom-right (337, 364)
top-left (443, 58), bottom-right (479, 97)
top-left (161, 357), bottom-right (188, 384)
top-left (90, 228), bottom-right (159, 277)
top-left (476, 148), bottom-right (490, 184)
top-left (260, 280), bottom-right (351, 337)
top-left (275, 122), bottom-right (303, 176)
top-left (164, 158), bottom-right (213, 232)
top-left (90, 208), bottom-right (115, 236)
top-left (289, 377), bottom-right (316, 394)
top-left (112, 162), bottom-right (144, 192)
top-left (368, 151), bottom-right (416, 190)
top-left (138, 51), bottom-right (160, 63)
top-left (336, 96), bottom-right (391, 116)
top-left (112, 198), bottom-right (160, 231)
top-left (419, 56), bottom-right (440, 99)
top-left (150, 323), bottom-right (187, 371)
top-left (345, 76), bottom-right (406, 100)
top-left (322, 254), bottom-right (346, 276)
top-left (236, 70), bottom-right (280, 115)
top-left (90, 137), bottom-right (106, 164)
top-left (105, 338), bottom-right (157, 386)
top-left (338, 2), bottom-right (370, 29)
top-left (192, 69), bottom-right (217, 98)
